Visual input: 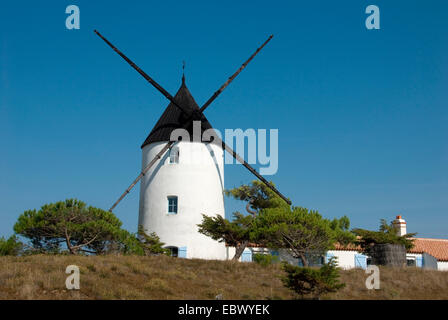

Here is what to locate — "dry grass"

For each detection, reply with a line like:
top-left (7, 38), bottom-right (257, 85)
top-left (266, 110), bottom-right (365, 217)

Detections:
top-left (329, 266), bottom-right (448, 300)
top-left (0, 255), bottom-right (447, 300)
top-left (0, 255), bottom-right (293, 300)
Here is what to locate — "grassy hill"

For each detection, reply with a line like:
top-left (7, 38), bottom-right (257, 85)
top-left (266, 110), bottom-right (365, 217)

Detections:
top-left (1, 255), bottom-right (447, 300)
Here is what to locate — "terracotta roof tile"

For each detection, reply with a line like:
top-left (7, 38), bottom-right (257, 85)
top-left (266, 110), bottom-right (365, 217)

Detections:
top-left (408, 238), bottom-right (448, 262)
top-left (332, 242), bottom-right (362, 251)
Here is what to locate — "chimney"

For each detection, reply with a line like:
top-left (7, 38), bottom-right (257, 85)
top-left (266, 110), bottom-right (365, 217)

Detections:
top-left (392, 215), bottom-right (407, 236)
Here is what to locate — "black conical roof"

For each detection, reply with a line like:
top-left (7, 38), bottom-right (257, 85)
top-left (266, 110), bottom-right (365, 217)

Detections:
top-left (141, 78), bottom-right (215, 148)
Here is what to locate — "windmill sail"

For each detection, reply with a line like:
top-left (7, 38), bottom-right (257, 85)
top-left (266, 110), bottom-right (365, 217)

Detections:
top-left (94, 31), bottom-right (291, 211)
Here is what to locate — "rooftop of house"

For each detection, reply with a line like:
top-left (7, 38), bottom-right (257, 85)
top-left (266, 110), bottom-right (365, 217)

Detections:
top-left (408, 238), bottom-right (448, 262)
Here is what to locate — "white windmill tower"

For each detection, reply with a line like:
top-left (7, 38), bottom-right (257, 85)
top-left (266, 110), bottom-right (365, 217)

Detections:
top-left (94, 30), bottom-right (291, 260)
top-left (138, 75), bottom-right (226, 259)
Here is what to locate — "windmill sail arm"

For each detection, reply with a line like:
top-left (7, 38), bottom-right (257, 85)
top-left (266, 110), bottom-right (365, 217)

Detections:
top-left (199, 35), bottom-right (273, 113)
top-left (98, 31), bottom-right (290, 211)
top-left (110, 135), bottom-right (291, 212)
top-left (108, 141), bottom-right (175, 212)
top-left (94, 30), bottom-right (191, 117)
top-left (217, 137), bottom-right (291, 205)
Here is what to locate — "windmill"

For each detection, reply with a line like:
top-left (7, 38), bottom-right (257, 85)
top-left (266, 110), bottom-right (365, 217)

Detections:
top-left (94, 30), bottom-right (291, 259)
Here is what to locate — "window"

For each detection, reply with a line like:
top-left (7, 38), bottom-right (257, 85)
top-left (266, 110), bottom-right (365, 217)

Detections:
top-left (308, 253), bottom-right (325, 267)
top-left (165, 246), bottom-right (186, 258)
top-left (166, 246), bottom-right (178, 257)
top-left (168, 196), bottom-right (178, 214)
top-left (407, 258), bottom-right (416, 267)
top-left (297, 252), bottom-right (325, 267)
top-left (169, 147), bottom-right (179, 164)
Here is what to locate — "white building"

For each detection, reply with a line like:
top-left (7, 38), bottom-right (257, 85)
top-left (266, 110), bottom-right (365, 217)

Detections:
top-left (329, 216), bottom-right (448, 271)
top-left (232, 216), bottom-right (448, 271)
top-left (138, 77), bottom-right (227, 260)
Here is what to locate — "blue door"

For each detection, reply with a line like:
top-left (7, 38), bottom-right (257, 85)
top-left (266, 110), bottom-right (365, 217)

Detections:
top-left (355, 254), bottom-right (368, 269)
top-left (416, 256), bottom-right (423, 268)
top-left (241, 249), bottom-right (252, 262)
top-left (178, 246), bottom-right (187, 258)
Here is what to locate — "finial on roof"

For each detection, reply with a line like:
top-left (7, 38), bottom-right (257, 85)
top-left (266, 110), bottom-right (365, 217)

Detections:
top-left (182, 60), bottom-right (186, 86)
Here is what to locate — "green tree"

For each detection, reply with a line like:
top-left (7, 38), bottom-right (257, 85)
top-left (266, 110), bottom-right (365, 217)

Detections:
top-left (353, 219), bottom-right (416, 255)
top-left (282, 257), bottom-right (345, 299)
top-left (0, 235), bottom-right (23, 256)
top-left (199, 180), bottom-right (286, 260)
top-left (137, 225), bottom-right (170, 255)
top-left (198, 212), bottom-right (254, 260)
top-left (253, 206), bottom-right (355, 267)
top-left (96, 228), bottom-right (147, 256)
top-left (14, 199), bottom-right (130, 255)
top-left (199, 181), bottom-right (354, 264)
top-left (224, 180), bottom-right (288, 212)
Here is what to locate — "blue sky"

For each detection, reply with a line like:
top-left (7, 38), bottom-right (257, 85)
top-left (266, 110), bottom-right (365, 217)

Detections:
top-left (1, 1), bottom-right (447, 239)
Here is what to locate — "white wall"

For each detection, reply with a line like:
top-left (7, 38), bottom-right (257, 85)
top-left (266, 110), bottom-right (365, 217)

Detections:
top-left (327, 250), bottom-right (358, 269)
top-left (139, 141), bottom-right (226, 260)
top-left (422, 253), bottom-right (438, 270)
top-left (226, 246), bottom-right (236, 260)
top-left (438, 261), bottom-right (448, 271)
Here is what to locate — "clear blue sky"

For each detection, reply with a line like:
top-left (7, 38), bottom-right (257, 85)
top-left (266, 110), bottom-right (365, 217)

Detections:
top-left (1, 1), bottom-right (447, 239)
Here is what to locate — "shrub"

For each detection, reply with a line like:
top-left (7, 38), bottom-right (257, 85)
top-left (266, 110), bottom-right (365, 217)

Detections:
top-left (253, 206), bottom-right (355, 267)
top-left (137, 225), bottom-right (170, 256)
top-left (353, 219), bottom-right (416, 255)
top-left (0, 235), bottom-right (23, 256)
top-left (281, 257), bottom-right (345, 299)
top-left (253, 253), bottom-right (279, 267)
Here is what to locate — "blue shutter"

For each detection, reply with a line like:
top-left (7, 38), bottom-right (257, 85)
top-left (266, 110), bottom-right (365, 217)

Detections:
top-left (241, 249), bottom-right (252, 262)
top-left (325, 252), bottom-right (335, 264)
top-left (270, 250), bottom-right (279, 256)
top-left (354, 254), bottom-right (367, 269)
top-left (178, 246), bottom-right (187, 258)
top-left (416, 256), bottom-right (423, 268)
